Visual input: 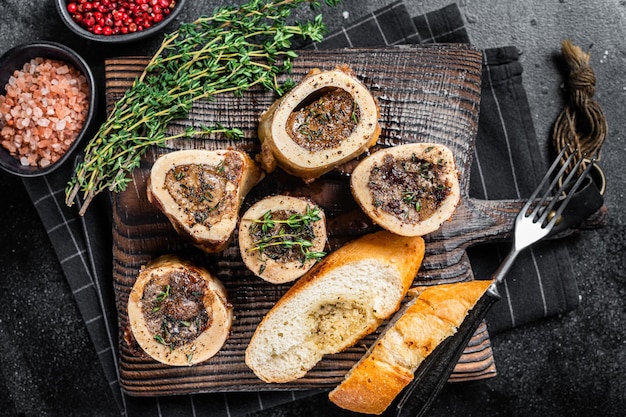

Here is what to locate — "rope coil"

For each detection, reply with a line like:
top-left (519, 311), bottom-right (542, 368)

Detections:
top-left (552, 40), bottom-right (607, 176)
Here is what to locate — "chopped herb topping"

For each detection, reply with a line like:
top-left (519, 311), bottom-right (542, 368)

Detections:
top-left (248, 205), bottom-right (326, 267)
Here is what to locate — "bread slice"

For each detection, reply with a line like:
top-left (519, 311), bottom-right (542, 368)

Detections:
top-left (244, 230), bottom-right (425, 383)
top-left (328, 280), bottom-right (492, 414)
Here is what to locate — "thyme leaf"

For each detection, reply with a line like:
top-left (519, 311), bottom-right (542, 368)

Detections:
top-left (154, 334), bottom-right (168, 346)
top-left (402, 190), bottom-right (423, 213)
top-left (248, 205), bottom-right (326, 263)
top-left (66, 0), bottom-right (341, 215)
top-left (156, 285), bottom-right (171, 302)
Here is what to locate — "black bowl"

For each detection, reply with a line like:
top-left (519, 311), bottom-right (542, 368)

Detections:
top-left (55, 0), bottom-right (187, 44)
top-left (0, 41), bottom-right (97, 177)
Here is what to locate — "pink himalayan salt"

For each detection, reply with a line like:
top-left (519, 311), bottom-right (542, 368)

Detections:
top-left (0, 57), bottom-right (90, 168)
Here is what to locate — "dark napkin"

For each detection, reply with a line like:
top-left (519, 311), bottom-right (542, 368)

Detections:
top-left (466, 46), bottom-right (580, 332)
top-left (21, 2), bottom-right (582, 416)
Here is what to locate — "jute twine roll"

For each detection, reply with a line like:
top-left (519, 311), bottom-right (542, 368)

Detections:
top-left (552, 40), bottom-right (607, 175)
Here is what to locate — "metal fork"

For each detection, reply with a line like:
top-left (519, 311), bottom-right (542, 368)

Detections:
top-left (488, 145), bottom-right (597, 292)
top-left (393, 145), bottom-right (597, 417)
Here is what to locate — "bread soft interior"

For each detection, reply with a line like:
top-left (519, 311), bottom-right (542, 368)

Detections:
top-left (246, 259), bottom-right (404, 382)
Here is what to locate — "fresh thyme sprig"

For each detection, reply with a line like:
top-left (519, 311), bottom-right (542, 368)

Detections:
top-left (66, 0), bottom-right (341, 215)
top-left (248, 205), bottom-right (326, 262)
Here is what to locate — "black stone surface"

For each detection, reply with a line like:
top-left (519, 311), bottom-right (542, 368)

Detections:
top-left (1, 1), bottom-right (624, 416)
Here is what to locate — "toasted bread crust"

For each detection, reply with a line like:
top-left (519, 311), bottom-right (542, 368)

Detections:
top-left (288, 230), bottom-right (425, 298)
top-left (329, 280), bottom-right (492, 414)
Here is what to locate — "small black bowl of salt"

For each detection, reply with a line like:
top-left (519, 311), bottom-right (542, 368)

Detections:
top-left (0, 41), bottom-right (97, 177)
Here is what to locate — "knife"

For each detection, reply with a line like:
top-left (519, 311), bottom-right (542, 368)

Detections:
top-left (390, 283), bottom-right (500, 417)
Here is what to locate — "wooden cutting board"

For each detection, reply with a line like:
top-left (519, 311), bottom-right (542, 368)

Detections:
top-left (109, 45), bottom-right (500, 396)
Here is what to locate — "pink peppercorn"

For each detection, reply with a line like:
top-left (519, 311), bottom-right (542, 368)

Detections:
top-left (66, 0), bottom-right (176, 36)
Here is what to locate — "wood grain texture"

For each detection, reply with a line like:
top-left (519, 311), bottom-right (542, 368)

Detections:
top-left (108, 45), bottom-right (502, 396)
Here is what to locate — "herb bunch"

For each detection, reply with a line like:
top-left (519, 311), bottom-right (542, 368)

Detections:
top-left (66, 0), bottom-right (341, 215)
top-left (248, 205), bottom-right (326, 264)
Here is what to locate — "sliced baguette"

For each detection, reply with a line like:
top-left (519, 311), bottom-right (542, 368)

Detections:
top-left (328, 280), bottom-right (492, 414)
top-left (244, 230), bottom-right (425, 383)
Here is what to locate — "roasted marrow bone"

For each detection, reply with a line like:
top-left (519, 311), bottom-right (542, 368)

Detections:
top-left (258, 65), bottom-right (381, 182)
top-left (239, 195), bottom-right (327, 284)
top-left (147, 149), bottom-right (263, 253)
top-left (127, 255), bottom-right (233, 366)
top-left (351, 143), bottom-right (460, 237)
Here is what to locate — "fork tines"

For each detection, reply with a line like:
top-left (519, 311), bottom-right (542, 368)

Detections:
top-left (520, 146), bottom-right (596, 230)
top-left (523, 145), bottom-right (597, 230)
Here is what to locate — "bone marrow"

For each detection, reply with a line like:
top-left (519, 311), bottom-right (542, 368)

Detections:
top-left (286, 87), bottom-right (360, 151)
top-left (238, 195), bottom-right (327, 284)
top-left (127, 255), bottom-right (233, 366)
top-left (258, 65), bottom-right (381, 183)
top-left (147, 149), bottom-right (264, 253)
top-left (351, 143), bottom-right (460, 236)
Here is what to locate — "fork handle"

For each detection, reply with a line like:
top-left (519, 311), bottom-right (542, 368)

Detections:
top-left (492, 247), bottom-right (520, 286)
